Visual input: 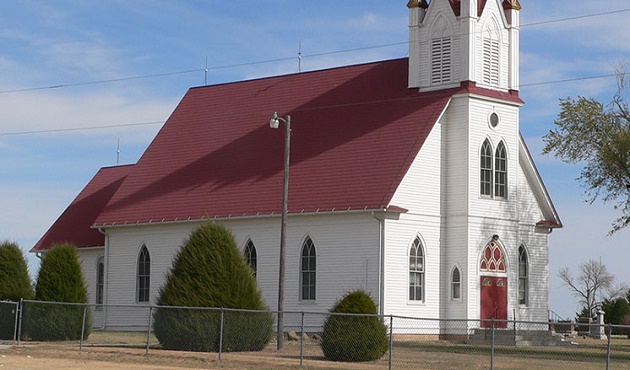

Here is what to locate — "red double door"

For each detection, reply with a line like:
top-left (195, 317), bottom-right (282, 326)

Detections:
top-left (480, 276), bottom-right (508, 328)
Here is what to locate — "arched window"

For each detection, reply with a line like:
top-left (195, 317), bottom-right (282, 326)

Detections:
top-left (451, 267), bottom-right (461, 300)
top-left (480, 139), bottom-right (493, 196)
top-left (518, 246), bottom-right (529, 305)
top-left (137, 245), bottom-right (151, 303)
top-left (480, 240), bottom-right (506, 273)
top-left (244, 239), bottom-right (257, 278)
top-left (300, 237), bottom-right (316, 301)
top-left (409, 237), bottom-right (425, 302)
top-left (96, 256), bottom-right (104, 306)
top-left (495, 141), bottom-right (507, 198)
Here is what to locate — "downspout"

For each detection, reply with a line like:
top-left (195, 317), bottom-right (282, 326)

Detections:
top-left (372, 212), bottom-right (386, 316)
top-left (98, 227), bottom-right (108, 330)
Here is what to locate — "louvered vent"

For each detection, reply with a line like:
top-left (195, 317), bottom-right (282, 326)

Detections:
top-left (431, 37), bottom-right (452, 84)
top-left (482, 38), bottom-right (500, 86)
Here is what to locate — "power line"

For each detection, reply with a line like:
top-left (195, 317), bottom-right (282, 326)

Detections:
top-left (0, 121), bottom-right (163, 137)
top-left (0, 72), bottom-right (621, 137)
top-left (521, 8), bottom-right (630, 28)
top-left (1, 7), bottom-right (627, 96)
top-left (1, 72), bottom-right (621, 137)
top-left (0, 70), bottom-right (204, 94)
top-left (522, 74), bottom-right (618, 88)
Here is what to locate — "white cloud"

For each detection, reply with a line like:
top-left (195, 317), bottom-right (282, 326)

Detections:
top-left (0, 89), bottom-right (175, 141)
top-left (346, 13), bottom-right (381, 28)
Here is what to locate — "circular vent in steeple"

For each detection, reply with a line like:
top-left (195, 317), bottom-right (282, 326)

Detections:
top-left (489, 112), bottom-right (500, 128)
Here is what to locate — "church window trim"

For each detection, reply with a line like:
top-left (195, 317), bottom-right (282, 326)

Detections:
top-left (136, 245), bottom-right (151, 304)
top-left (244, 239), bottom-right (257, 278)
top-left (96, 256), bottom-right (104, 309)
top-left (489, 112), bottom-right (500, 128)
top-left (300, 236), bottom-right (316, 301)
top-left (480, 139), bottom-right (493, 197)
top-left (409, 236), bottom-right (426, 302)
top-left (495, 141), bottom-right (507, 198)
top-left (480, 240), bottom-right (506, 274)
top-left (518, 245), bottom-right (529, 306)
top-left (480, 138), bottom-right (508, 199)
top-left (451, 266), bottom-right (462, 301)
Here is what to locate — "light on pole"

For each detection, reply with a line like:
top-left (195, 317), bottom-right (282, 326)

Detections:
top-left (269, 111), bottom-right (290, 350)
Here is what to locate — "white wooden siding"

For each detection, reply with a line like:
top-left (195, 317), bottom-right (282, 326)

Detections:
top-left (467, 98), bottom-right (520, 221)
top-left (383, 214), bottom-right (441, 319)
top-left (98, 213), bottom-right (381, 330)
top-left (442, 97), bottom-right (469, 217)
top-left (413, 1), bottom-right (462, 90)
top-left (410, 0), bottom-right (517, 92)
top-left (77, 248), bottom-right (105, 328)
top-left (474, 0), bottom-right (512, 91)
top-left (390, 119), bottom-right (442, 215)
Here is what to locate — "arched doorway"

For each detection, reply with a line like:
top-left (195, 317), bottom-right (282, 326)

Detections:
top-left (479, 239), bottom-right (508, 328)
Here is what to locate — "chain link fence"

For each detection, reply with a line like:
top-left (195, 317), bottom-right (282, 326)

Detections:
top-left (2, 299), bottom-right (630, 369)
top-left (0, 300), bottom-right (19, 341)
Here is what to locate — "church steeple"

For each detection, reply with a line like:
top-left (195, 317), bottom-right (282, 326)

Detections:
top-left (407, 0), bottom-right (521, 92)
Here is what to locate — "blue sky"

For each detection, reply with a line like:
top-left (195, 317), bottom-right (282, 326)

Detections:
top-left (0, 0), bottom-right (629, 319)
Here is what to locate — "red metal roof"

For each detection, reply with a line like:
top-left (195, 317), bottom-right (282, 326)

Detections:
top-left (92, 58), bottom-right (523, 227)
top-left (92, 58), bottom-right (457, 226)
top-left (31, 165), bottom-right (131, 251)
top-left (33, 58), bottom-right (527, 250)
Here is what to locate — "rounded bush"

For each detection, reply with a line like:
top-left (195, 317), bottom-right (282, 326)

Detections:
top-left (25, 243), bottom-right (91, 341)
top-left (0, 241), bottom-right (34, 340)
top-left (153, 223), bottom-right (272, 352)
top-left (321, 290), bottom-right (388, 362)
top-left (0, 241), bottom-right (34, 301)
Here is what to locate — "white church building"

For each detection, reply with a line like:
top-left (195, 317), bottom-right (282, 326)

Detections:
top-left (33, 0), bottom-right (561, 331)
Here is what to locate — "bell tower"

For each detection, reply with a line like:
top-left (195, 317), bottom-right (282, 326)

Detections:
top-left (407, 0), bottom-right (521, 92)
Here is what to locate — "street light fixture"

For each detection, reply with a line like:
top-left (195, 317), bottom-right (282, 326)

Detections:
top-left (269, 111), bottom-right (291, 351)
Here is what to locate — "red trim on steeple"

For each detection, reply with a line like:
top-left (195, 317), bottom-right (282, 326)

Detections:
top-left (448, 0), bottom-right (461, 16)
top-left (448, 0), bottom-right (489, 17)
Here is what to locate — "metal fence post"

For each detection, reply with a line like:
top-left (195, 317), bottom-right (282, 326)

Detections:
top-left (219, 308), bottom-right (225, 362)
top-left (606, 324), bottom-right (612, 370)
top-left (300, 311), bottom-right (305, 368)
top-left (513, 309), bottom-right (517, 344)
top-left (490, 319), bottom-right (495, 370)
top-left (145, 306), bottom-right (153, 355)
top-left (16, 299), bottom-right (24, 346)
top-left (12, 301), bottom-right (19, 343)
top-left (388, 315), bottom-right (393, 370)
top-left (80, 303), bottom-right (87, 352)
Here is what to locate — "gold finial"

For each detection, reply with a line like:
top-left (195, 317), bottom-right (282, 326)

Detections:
top-left (502, 0), bottom-right (522, 11)
top-left (407, 0), bottom-right (429, 9)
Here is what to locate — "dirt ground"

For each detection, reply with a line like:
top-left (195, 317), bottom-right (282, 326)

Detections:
top-left (0, 345), bottom-right (379, 370)
top-left (2, 335), bottom-right (630, 370)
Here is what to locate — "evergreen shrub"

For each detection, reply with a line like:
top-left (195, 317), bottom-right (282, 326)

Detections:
top-left (321, 290), bottom-right (388, 362)
top-left (153, 223), bottom-right (272, 352)
top-left (25, 243), bottom-right (91, 341)
top-left (0, 241), bottom-right (34, 340)
top-left (604, 298), bottom-right (630, 336)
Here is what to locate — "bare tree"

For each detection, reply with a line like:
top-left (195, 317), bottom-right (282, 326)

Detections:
top-left (558, 259), bottom-right (615, 318)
